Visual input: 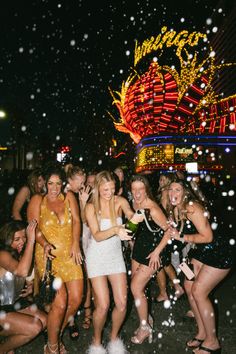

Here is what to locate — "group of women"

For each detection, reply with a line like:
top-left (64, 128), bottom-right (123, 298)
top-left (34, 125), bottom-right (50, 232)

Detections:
top-left (0, 165), bottom-right (235, 354)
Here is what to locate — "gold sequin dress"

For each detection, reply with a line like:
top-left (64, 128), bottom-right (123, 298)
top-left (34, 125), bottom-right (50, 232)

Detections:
top-left (35, 194), bottom-right (83, 282)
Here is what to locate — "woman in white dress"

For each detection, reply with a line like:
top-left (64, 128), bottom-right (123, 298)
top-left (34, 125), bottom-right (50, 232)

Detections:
top-left (85, 171), bottom-right (142, 354)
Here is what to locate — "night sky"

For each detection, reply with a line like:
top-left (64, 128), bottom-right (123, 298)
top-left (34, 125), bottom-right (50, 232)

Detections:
top-left (0, 0), bottom-right (232, 167)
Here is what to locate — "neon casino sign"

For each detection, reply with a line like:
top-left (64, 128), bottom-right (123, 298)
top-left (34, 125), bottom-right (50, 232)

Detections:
top-left (109, 27), bottom-right (236, 144)
top-left (134, 26), bottom-right (206, 66)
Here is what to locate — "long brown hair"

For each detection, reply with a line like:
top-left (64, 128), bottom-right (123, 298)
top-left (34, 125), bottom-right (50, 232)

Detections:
top-left (0, 220), bottom-right (27, 258)
top-left (166, 178), bottom-right (206, 222)
top-left (130, 174), bottom-right (154, 200)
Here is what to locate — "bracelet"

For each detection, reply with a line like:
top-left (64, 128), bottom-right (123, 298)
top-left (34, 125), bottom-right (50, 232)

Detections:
top-left (27, 240), bottom-right (35, 245)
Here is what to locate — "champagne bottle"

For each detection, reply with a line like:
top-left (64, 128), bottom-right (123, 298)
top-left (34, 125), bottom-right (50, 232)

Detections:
top-left (125, 219), bottom-right (138, 237)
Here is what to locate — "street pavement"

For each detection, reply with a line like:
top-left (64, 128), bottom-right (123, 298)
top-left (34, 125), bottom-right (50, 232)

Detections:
top-left (15, 268), bottom-right (236, 354)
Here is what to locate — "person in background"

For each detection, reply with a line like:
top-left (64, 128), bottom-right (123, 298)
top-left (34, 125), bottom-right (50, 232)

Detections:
top-left (86, 172), bottom-right (97, 190)
top-left (12, 168), bottom-right (45, 221)
top-left (27, 165), bottom-right (84, 354)
top-left (114, 166), bottom-right (130, 199)
top-left (155, 173), bottom-right (184, 302)
top-left (0, 220), bottom-right (47, 353)
top-left (168, 178), bottom-right (235, 354)
top-left (129, 175), bottom-right (170, 345)
top-left (65, 164), bottom-right (93, 335)
top-left (85, 171), bottom-right (142, 354)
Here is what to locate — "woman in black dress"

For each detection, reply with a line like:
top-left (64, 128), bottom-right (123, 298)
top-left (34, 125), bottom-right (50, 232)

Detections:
top-left (129, 175), bottom-right (170, 345)
top-left (168, 178), bottom-right (235, 354)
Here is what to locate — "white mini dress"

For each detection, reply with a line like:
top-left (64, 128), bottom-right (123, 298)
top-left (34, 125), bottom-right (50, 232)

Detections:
top-left (86, 217), bottom-right (126, 278)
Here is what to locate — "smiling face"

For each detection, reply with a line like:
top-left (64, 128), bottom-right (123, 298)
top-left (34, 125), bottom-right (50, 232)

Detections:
top-left (68, 173), bottom-right (86, 193)
top-left (47, 174), bottom-right (63, 197)
top-left (11, 229), bottom-right (26, 254)
top-left (168, 182), bottom-right (184, 206)
top-left (99, 180), bottom-right (115, 201)
top-left (131, 180), bottom-right (147, 205)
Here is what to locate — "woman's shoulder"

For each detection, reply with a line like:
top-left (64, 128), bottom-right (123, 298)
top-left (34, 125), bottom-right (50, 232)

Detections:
top-left (115, 195), bottom-right (129, 205)
top-left (186, 200), bottom-right (205, 216)
top-left (29, 193), bottom-right (44, 205)
top-left (85, 201), bottom-right (95, 213)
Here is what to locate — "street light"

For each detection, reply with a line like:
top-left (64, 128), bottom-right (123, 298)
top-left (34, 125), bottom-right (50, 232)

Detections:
top-left (0, 110), bottom-right (6, 119)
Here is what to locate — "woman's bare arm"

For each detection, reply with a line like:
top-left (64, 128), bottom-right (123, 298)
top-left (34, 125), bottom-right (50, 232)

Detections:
top-left (12, 186), bottom-right (30, 220)
top-left (0, 220), bottom-right (36, 277)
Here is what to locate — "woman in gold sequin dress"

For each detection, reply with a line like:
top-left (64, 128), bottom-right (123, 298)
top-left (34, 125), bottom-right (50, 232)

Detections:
top-left (27, 165), bottom-right (83, 354)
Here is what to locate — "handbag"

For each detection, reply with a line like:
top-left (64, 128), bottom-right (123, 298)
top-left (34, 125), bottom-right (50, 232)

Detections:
top-left (37, 258), bottom-right (57, 306)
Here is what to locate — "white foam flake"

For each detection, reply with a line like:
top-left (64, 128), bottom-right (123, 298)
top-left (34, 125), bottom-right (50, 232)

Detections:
top-left (26, 152), bottom-right (33, 160)
top-left (163, 300), bottom-right (171, 309)
top-left (206, 18), bottom-right (212, 25)
top-left (211, 222), bottom-right (218, 230)
top-left (53, 277), bottom-right (62, 290)
top-left (8, 187), bottom-right (15, 195)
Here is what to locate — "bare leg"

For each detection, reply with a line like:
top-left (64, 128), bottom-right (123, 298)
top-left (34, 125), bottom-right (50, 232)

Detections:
top-left (192, 263), bottom-right (230, 351)
top-left (46, 283), bottom-right (67, 351)
top-left (0, 312), bottom-right (43, 353)
top-left (184, 259), bottom-right (206, 341)
top-left (164, 264), bottom-right (184, 297)
top-left (108, 273), bottom-right (127, 340)
top-left (90, 276), bottom-right (110, 346)
top-left (131, 261), bottom-right (155, 326)
top-left (82, 278), bottom-right (93, 329)
top-left (61, 279), bottom-right (83, 332)
top-left (156, 269), bottom-right (168, 301)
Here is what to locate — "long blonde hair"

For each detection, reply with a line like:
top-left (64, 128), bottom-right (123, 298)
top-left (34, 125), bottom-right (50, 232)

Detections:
top-left (92, 171), bottom-right (117, 226)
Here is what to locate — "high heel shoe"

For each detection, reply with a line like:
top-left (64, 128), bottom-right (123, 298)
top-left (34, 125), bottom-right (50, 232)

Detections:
top-left (44, 342), bottom-right (59, 354)
top-left (196, 345), bottom-right (221, 353)
top-left (131, 324), bottom-right (153, 344)
top-left (134, 314), bottom-right (153, 336)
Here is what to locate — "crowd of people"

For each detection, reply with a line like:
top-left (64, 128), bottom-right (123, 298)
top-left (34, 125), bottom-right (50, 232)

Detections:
top-left (0, 163), bottom-right (235, 354)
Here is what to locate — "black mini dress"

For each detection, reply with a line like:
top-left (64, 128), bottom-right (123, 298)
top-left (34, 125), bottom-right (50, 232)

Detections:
top-left (183, 218), bottom-right (235, 269)
top-left (132, 217), bottom-right (170, 267)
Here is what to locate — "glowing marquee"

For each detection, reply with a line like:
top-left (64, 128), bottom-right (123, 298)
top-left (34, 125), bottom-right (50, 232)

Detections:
top-left (109, 27), bottom-right (236, 145)
top-left (134, 26), bottom-right (206, 66)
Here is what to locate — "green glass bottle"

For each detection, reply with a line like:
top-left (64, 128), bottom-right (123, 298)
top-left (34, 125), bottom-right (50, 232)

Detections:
top-left (125, 219), bottom-right (138, 237)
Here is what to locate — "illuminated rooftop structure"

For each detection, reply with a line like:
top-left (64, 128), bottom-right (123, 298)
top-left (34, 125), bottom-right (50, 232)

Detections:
top-left (109, 26), bottom-right (236, 172)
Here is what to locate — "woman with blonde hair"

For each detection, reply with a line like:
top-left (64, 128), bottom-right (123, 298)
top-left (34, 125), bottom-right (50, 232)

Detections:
top-left (65, 164), bottom-right (93, 336)
top-left (85, 171), bottom-right (142, 354)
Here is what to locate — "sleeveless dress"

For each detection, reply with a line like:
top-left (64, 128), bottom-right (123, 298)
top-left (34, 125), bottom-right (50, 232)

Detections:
top-left (132, 217), bottom-right (169, 267)
top-left (86, 217), bottom-right (126, 278)
top-left (181, 218), bottom-right (235, 269)
top-left (35, 194), bottom-right (83, 282)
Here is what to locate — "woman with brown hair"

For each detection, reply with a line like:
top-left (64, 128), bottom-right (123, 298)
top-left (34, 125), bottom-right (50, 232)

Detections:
top-left (27, 165), bottom-right (84, 354)
top-left (129, 174), bottom-right (170, 345)
top-left (12, 168), bottom-right (45, 221)
top-left (168, 178), bottom-right (235, 354)
top-left (0, 220), bottom-right (47, 353)
top-left (155, 173), bottom-right (184, 302)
